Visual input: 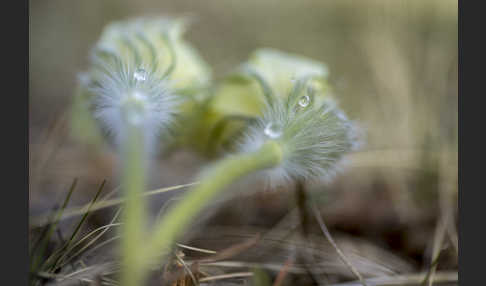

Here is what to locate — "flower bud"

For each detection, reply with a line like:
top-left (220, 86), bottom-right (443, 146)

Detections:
top-left (72, 17), bottom-right (212, 150)
top-left (178, 48), bottom-right (332, 156)
top-left (90, 17), bottom-right (211, 90)
top-left (239, 77), bottom-right (360, 187)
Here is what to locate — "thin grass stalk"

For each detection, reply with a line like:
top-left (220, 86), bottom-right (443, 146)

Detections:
top-left (30, 178), bottom-right (77, 274)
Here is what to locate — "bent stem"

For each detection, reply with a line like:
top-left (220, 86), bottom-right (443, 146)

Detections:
top-left (120, 124), bottom-right (147, 286)
top-left (142, 141), bottom-right (283, 273)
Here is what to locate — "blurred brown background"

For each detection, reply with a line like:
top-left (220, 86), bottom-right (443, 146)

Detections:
top-left (29, 0), bottom-right (457, 284)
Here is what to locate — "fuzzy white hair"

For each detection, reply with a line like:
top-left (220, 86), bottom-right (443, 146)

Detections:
top-left (84, 53), bottom-right (179, 154)
top-left (239, 78), bottom-right (361, 188)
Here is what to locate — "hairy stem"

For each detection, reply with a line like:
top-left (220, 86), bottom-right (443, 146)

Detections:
top-left (142, 141), bottom-right (283, 273)
top-left (120, 124), bottom-right (147, 286)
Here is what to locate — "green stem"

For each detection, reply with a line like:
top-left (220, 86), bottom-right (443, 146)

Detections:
top-left (120, 124), bottom-right (147, 286)
top-left (143, 141), bottom-right (283, 269)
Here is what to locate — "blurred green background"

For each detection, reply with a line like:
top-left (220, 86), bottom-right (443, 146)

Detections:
top-left (29, 0), bottom-right (457, 284)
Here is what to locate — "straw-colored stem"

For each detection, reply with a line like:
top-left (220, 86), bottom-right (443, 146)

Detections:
top-left (120, 124), bottom-right (147, 286)
top-left (143, 141), bottom-right (283, 271)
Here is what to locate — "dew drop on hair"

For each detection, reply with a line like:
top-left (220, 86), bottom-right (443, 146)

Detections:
top-left (134, 68), bottom-right (147, 82)
top-left (298, 95), bottom-right (310, 108)
top-left (264, 122), bottom-right (283, 139)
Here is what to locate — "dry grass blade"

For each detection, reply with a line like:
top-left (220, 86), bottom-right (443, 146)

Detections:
top-left (32, 182), bottom-right (104, 284)
top-left (422, 215), bottom-right (448, 286)
top-left (57, 208), bottom-right (123, 269)
top-left (31, 182), bottom-right (199, 227)
top-left (272, 257), bottom-right (292, 286)
top-left (326, 271), bottom-right (458, 286)
top-left (175, 252), bottom-right (199, 286)
top-left (424, 146), bottom-right (458, 286)
top-left (200, 261), bottom-right (307, 274)
top-left (47, 262), bottom-right (119, 286)
top-left (310, 202), bottom-right (368, 286)
top-left (176, 243), bottom-right (217, 254)
top-left (190, 225), bottom-right (411, 278)
top-left (77, 235), bottom-right (121, 262)
top-left (47, 180), bottom-right (106, 273)
top-left (30, 178), bottom-right (78, 275)
top-left (420, 252), bottom-right (444, 286)
top-left (198, 272), bottom-right (253, 282)
top-left (199, 233), bottom-right (261, 263)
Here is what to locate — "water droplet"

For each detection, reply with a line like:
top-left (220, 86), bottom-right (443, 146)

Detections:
top-left (298, 95), bottom-right (310, 108)
top-left (134, 68), bottom-right (147, 82)
top-left (264, 122), bottom-right (283, 139)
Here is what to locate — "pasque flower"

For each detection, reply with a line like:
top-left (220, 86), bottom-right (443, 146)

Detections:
top-left (181, 48), bottom-right (333, 156)
top-left (74, 17), bottom-right (212, 286)
top-left (145, 75), bottom-right (361, 276)
top-left (86, 56), bottom-right (178, 153)
top-left (73, 17), bottom-right (212, 150)
top-left (239, 76), bottom-right (360, 186)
